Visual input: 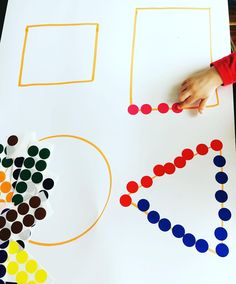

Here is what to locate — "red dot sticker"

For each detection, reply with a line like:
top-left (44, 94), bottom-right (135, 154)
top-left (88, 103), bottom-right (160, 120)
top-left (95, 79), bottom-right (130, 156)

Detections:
top-left (158, 103), bottom-right (169, 114)
top-left (211, 139), bottom-right (223, 151)
top-left (128, 104), bottom-right (139, 115)
top-left (182, 149), bottom-right (194, 160)
top-left (164, 163), bottom-right (176, 175)
top-left (141, 176), bottom-right (153, 188)
top-left (174, 157), bottom-right (186, 168)
top-left (126, 181), bottom-right (139, 193)
top-left (141, 104), bottom-right (152, 115)
top-left (153, 164), bottom-right (165, 176)
top-left (120, 195), bottom-right (132, 207)
top-left (196, 144), bottom-right (209, 155)
top-left (172, 103), bottom-right (183, 113)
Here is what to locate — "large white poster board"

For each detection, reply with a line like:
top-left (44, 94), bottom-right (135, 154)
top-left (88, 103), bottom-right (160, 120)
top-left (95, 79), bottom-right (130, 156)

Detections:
top-left (0, 0), bottom-right (235, 283)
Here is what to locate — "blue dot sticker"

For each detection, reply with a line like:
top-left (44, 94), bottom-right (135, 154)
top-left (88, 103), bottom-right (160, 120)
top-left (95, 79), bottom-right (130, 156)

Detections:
top-left (216, 243), bottom-right (229, 257)
top-left (218, 208), bottom-right (232, 221)
top-left (213, 155), bottom-right (226, 167)
top-left (215, 172), bottom-right (228, 184)
top-left (137, 199), bottom-right (150, 212)
top-left (214, 227), bottom-right (228, 241)
top-left (0, 250), bottom-right (7, 263)
top-left (158, 218), bottom-right (171, 232)
top-left (0, 241), bottom-right (9, 249)
top-left (215, 190), bottom-right (228, 203)
top-left (183, 233), bottom-right (196, 247)
top-left (0, 264), bottom-right (6, 278)
top-left (147, 211), bottom-right (160, 224)
top-left (172, 224), bottom-right (185, 238)
top-left (195, 239), bottom-right (209, 253)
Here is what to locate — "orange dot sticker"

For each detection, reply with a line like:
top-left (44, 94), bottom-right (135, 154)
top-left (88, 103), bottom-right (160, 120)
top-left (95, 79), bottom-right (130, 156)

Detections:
top-left (1, 181), bottom-right (12, 193)
top-left (0, 171), bottom-right (6, 182)
top-left (6, 191), bottom-right (14, 202)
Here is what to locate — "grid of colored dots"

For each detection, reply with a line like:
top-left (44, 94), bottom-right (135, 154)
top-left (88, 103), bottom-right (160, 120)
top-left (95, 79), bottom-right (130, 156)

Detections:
top-left (0, 195), bottom-right (48, 246)
top-left (12, 142), bottom-right (52, 206)
top-left (0, 135), bottom-right (54, 282)
top-left (5, 241), bottom-right (48, 283)
top-left (128, 103), bottom-right (183, 115)
top-left (120, 140), bottom-right (231, 257)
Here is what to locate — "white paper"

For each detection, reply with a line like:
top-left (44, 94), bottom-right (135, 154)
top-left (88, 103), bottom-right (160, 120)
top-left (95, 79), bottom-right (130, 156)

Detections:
top-left (0, 0), bottom-right (235, 283)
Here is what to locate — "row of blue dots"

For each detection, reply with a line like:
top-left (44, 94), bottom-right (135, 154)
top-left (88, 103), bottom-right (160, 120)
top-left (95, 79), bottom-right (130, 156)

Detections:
top-left (213, 155), bottom-right (230, 243)
top-left (137, 199), bottom-right (229, 257)
top-left (0, 241), bottom-right (8, 281)
top-left (0, 249), bottom-right (7, 279)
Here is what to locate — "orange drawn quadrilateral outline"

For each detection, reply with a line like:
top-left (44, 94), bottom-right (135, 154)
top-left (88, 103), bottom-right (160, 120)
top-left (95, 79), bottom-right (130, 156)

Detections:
top-left (128, 8), bottom-right (220, 115)
top-left (18, 23), bottom-right (100, 87)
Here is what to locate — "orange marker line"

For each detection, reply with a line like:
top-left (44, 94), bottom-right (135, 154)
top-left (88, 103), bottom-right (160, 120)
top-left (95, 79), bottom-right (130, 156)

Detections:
top-left (29, 134), bottom-right (112, 247)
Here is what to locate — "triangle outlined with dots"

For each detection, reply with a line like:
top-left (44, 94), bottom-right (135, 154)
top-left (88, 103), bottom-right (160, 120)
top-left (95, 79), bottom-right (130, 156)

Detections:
top-left (120, 139), bottom-right (231, 258)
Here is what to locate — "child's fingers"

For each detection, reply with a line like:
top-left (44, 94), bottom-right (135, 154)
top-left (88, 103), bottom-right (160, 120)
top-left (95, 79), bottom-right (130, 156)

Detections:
top-left (181, 79), bottom-right (190, 87)
top-left (178, 95), bottom-right (198, 109)
top-left (178, 90), bottom-right (191, 102)
top-left (198, 98), bottom-right (208, 114)
top-left (179, 85), bottom-right (188, 93)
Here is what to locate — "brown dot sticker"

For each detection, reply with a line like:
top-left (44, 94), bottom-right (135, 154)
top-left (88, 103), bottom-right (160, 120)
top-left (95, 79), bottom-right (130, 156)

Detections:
top-left (0, 216), bottom-right (6, 229)
top-left (29, 196), bottom-right (41, 209)
top-left (23, 215), bottom-right (35, 227)
top-left (11, 221), bottom-right (23, 234)
top-left (0, 228), bottom-right (11, 241)
top-left (6, 210), bottom-right (18, 222)
top-left (34, 207), bottom-right (46, 220)
top-left (7, 135), bottom-right (18, 146)
top-left (17, 203), bottom-right (29, 215)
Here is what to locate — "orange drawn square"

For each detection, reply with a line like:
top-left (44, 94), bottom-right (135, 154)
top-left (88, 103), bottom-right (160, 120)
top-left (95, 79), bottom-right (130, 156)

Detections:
top-left (18, 23), bottom-right (99, 87)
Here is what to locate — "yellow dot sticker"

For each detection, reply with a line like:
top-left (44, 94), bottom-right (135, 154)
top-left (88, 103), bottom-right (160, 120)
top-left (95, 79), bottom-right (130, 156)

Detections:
top-left (7, 261), bottom-right (19, 275)
top-left (16, 250), bottom-right (29, 264)
top-left (26, 259), bottom-right (38, 274)
top-left (8, 241), bottom-right (19, 254)
top-left (35, 269), bottom-right (48, 283)
top-left (16, 270), bottom-right (29, 284)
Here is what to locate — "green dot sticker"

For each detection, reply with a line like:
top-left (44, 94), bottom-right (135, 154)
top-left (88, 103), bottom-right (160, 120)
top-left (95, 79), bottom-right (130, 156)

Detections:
top-left (0, 144), bottom-right (3, 154)
top-left (35, 160), bottom-right (47, 172)
top-left (20, 169), bottom-right (31, 181)
top-left (32, 172), bottom-right (43, 184)
top-left (39, 148), bottom-right (50, 159)
top-left (16, 182), bottom-right (28, 193)
top-left (2, 157), bottom-right (13, 168)
top-left (12, 194), bottom-right (24, 205)
top-left (28, 145), bottom-right (39, 157)
top-left (24, 157), bottom-right (35, 169)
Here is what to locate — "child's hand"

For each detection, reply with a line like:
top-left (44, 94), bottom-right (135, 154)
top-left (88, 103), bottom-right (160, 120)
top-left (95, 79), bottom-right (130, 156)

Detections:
top-left (178, 67), bottom-right (223, 113)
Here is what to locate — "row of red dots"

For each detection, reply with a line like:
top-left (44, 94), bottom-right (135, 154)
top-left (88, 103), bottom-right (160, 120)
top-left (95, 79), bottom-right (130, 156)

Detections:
top-left (128, 103), bottom-right (183, 115)
top-left (120, 139), bottom-right (223, 207)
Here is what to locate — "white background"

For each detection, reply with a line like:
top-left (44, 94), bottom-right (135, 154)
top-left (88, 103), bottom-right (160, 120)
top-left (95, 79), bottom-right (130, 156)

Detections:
top-left (0, 0), bottom-right (236, 283)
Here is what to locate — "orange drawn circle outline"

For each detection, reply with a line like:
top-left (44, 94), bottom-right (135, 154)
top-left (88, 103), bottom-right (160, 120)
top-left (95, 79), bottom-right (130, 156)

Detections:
top-left (29, 134), bottom-right (112, 247)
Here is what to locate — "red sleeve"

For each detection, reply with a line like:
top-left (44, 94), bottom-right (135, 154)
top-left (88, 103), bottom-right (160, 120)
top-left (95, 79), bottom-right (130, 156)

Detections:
top-left (211, 52), bottom-right (236, 86)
